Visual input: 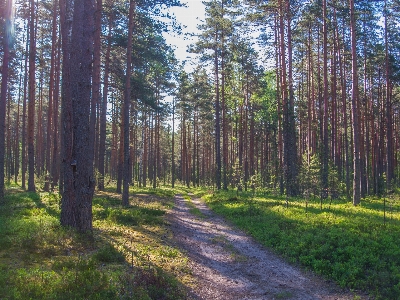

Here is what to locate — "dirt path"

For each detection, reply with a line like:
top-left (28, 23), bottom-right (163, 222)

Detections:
top-left (168, 194), bottom-right (366, 300)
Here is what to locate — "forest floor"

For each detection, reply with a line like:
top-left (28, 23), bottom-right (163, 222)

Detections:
top-left (168, 194), bottom-right (368, 300)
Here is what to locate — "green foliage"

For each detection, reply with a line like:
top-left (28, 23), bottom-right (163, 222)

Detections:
top-left (102, 207), bottom-right (165, 226)
top-left (299, 153), bottom-right (321, 197)
top-left (203, 190), bottom-right (400, 299)
top-left (93, 244), bottom-right (125, 263)
top-left (253, 70), bottom-right (278, 125)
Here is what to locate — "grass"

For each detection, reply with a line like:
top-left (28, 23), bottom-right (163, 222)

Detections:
top-left (183, 194), bottom-right (205, 218)
top-left (200, 189), bottom-right (400, 300)
top-left (0, 184), bottom-right (194, 300)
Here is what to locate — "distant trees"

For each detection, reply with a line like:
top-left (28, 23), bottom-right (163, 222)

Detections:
top-left (0, 0), bottom-right (399, 215)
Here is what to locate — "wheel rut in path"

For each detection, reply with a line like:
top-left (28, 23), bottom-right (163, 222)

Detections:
top-left (168, 194), bottom-right (366, 300)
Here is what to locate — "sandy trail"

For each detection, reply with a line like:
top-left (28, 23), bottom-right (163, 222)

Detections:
top-left (168, 194), bottom-right (366, 300)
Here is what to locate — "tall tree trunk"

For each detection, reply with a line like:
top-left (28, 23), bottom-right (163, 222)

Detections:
top-left (214, 27), bottom-right (221, 190)
top-left (91, 0), bottom-right (102, 178)
top-left (337, 21), bottom-right (350, 198)
top-left (44, 0), bottom-right (58, 192)
top-left (22, 22), bottom-right (29, 189)
top-left (122, 0), bottom-right (135, 206)
top-left (322, 0), bottom-right (329, 191)
top-left (172, 97), bottom-right (175, 187)
top-left (27, 0), bottom-right (36, 192)
top-left (279, 0), bottom-right (297, 196)
top-left (349, 0), bottom-right (361, 205)
top-left (60, 0), bottom-right (95, 231)
top-left (275, 14), bottom-right (283, 194)
top-left (15, 75), bottom-right (21, 184)
top-left (98, 14), bottom-right (112, 190)
top-left (286, 1), bottom-right (298, 196)
top-left (36, 72), bottom-right (43, 177)
top-left (0, 0), bottom-right (12, 202)
top-left (142, 114), bottom-right (147, 187)
top-left (221, 25), bottom-right (228, 190)
top-left (51, 34), bottom-right (61, 190)
top-left (384, 0), bottom-right (394, 189)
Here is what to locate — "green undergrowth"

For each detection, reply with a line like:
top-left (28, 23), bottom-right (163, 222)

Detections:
top-left (201, 189), bottom-right (400, 299)
top-left (0, 185), bottom-right (193, 299)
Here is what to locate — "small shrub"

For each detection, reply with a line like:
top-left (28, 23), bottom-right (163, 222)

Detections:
top-left (93, 244), bottom-right (125, 263)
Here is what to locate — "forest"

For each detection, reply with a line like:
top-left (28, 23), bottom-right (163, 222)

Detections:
top-left (0, 0), bottom-right (400, 298)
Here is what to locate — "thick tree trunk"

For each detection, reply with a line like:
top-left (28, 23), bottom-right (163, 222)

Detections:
top-left (60, 0), bottom-right (95, 232)
top-left (279, 0), bottom-right (297, 196)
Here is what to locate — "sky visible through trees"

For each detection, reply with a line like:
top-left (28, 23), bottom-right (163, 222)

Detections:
top-left (0, 0), bottom-right (400, 230)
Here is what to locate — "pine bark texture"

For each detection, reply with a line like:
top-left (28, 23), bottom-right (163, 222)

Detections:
top-left (27, 0), bottom-right (36, 192)
top-left (0, 0), bottom-right (12, 202)
top-left (60, 0), bottom-right (95, 231)
top-left (122, 0), bottom-right (135, 206)
top-left (349, 0), bottom-right (361, 205)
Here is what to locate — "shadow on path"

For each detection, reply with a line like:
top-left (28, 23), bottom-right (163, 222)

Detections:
top-left (167, 194), bottom-right (365, 300)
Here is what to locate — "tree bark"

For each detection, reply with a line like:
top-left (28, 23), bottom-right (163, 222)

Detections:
top-left (349, 0), bottom-right (361, 205)
top-left (322, 0), bottom-right (329, 191)
top-left (22, 22), bottom-right (29, 190)
top-left (122, 0), bottom-right (135, 206)
top-left (214, 27), bottom-right (221, 190)
top-left (91, 0), bottom-right (102, 177)
top-left (98, 13), bottom-right (111, 190)
top-left (44, 0), bottom-right (58, 192)
top-left (60, 0), bottom-right (95, 231)
top-left (172, 97), bottom-right (175, 188)
top-left (384, 0), bottom-right (393, 189)
top-left (27, 0), bottom-right (36, 192)
top-left (0, 0), bottom-right (12, 202)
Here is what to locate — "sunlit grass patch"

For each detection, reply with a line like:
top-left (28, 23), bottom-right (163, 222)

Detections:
top-left (203, 190), bottom-right (400, 299)
top-left (0, 186), bottom-right (193, 299)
